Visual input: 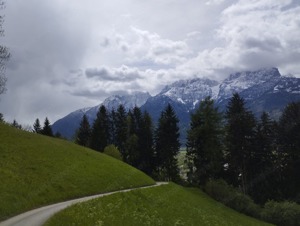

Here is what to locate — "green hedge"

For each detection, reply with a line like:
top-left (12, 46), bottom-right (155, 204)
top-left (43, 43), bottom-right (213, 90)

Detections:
top-left (262, 200), bottom-right (300, 226)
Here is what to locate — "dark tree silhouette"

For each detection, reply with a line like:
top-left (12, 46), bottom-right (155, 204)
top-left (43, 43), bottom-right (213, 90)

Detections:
top-left (125, 107), bottom-right (143, 167)
top-left (277, 102), bottom-right (300, 200)
top-left (154, 104), bottom-right (180, 181)
top-left (90, 105), bottom-right (110, 152)
top-left (75, 114), bottom-right (91, 147)
top-left (186, 97), bottom-right (224, 185)
top-left (115, 105), bottom-right (128, 159)
top-left (249, 112), bottom-right (278, 203)
top-left (33, 118), bottom-right (42, 134)
top-left (225, 93), bottom-right (256, 194)
top-left (138, 111), bottom-right (155, 175)
top-left (42, 117), bottom-right (53, 137)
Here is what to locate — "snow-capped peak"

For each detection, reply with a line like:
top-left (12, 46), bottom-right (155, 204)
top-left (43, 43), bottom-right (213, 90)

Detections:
top-left (102, 91), bottom-right (151, 110)
top-left (218, 67), bottom-right (281, 100)
top-left (159, 78), bottom-right (220, 109)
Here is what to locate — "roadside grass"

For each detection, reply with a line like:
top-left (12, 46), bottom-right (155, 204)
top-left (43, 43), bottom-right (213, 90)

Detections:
top-left (177, 150), bottom-right (188, 180)
top-left (45, 183), bottom-right (273, 226)
top-left (0, 123), bottom-right (155, 221)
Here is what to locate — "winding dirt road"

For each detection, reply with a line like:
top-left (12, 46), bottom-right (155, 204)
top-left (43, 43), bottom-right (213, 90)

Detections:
top-left (0, 182), bottom-right (168, 226)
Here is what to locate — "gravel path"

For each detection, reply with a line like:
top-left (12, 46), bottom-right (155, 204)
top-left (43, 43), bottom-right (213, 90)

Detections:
top-left (0, 182), bottom-right (168, 226)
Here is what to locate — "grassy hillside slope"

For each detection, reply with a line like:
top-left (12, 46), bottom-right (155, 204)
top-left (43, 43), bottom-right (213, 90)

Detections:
top-left (45, 183), bottom-right (273, 226)
top-left (0, 123), bottom-right (155, 221)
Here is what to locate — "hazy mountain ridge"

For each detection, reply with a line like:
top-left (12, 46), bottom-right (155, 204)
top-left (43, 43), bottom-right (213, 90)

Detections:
top-left (52, 67), bottom-right (300, 140)
top-left (52, 92), bottom-right (150, 139)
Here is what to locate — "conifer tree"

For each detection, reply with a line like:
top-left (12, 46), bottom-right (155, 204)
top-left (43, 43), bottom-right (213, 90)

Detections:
top-left (109, 109), bottom-right (117, 145)
top-left (138, 111), bottom-right (155, 175)
top-left (33, 118), bottom-right (42, 133)
top-left (90, 105), bottom-right (110, 152)
top-left (0, 112), bottom-right (4, 122)
top-left (125, 107), bottom-right (142, 167)
top-left (75, 114), bottom-right (91, 147)
top-left (12, 119), bottom-right (22, 129)
top-left (154, 104), bottom-right (180, 181)
top-left (277, 101), bottom-right (300, 200)
top-left (249, 112), bottom-right (278, 203)
top-left (186, 97), bottom-right (224, 185)
top-left (225, 93), bottom-right (256, 194)
top-left (42, 117), bottom-right (53, 137)
top-left (115, 105), bottom-right (128, 159)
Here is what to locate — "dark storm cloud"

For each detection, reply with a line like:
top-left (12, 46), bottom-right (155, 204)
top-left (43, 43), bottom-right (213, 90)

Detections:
top-left (244, 37), bottom-right (282, 52)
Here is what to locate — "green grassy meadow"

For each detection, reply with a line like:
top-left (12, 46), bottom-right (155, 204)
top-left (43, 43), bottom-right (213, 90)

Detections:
top-left (45, 183), bottom-right (273, 226)
top-left (0, 123), bottom-right (155, 221)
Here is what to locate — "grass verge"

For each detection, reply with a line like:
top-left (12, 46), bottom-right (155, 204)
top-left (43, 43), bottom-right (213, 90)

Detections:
top-left (0, 123), bottom-right (155, 221)
top-left (45, 183), bottom-right (273, 226)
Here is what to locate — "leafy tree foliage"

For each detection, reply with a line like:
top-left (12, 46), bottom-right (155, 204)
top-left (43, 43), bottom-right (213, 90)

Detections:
top-left (225, 93), bottom-right (256, 194)
top-left (75, 114), bottom-right (91, 147)
top-left (154, 104), bottom-right (180, 181)
top-left (42, 117), bottom-right (53, 137)
top-left (186, 97), bottom-right (224, 185)
top-left (33, 118), bottom-right (42, 134)
top-left (103, 144), bottom-right (122, 161)
top-left (90, 105), bottom-right (110, 152)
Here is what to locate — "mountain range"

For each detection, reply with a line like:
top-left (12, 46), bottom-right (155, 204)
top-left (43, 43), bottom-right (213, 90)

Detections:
top-left (52, 67), bottom-right (300, 141)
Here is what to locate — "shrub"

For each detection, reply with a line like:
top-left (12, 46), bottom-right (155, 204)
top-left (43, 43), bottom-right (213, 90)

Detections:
top-left (103, 145), bottom-right (122, 161)
top-left (262, 200), bottom-right (300, 226)
top-left (204, 179), bottom-right (261, 218)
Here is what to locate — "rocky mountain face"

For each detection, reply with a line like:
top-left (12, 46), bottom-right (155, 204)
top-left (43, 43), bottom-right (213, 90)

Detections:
top-left (52, 68), bottom-right (300, 141)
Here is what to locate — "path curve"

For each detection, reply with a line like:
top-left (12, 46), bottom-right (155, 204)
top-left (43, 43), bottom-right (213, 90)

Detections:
top-left (0, 182), bottom-right (168, 226)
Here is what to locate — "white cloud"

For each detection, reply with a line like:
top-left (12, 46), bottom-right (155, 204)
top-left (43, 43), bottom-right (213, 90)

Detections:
top-left (1, 0), bottom-right (300, 125)
top-left (180, 0), bottom-right (300, 77)
top-left (206, 0), bottom-right (225, 6)
top-left (101, 27), bottom-right (191, 67)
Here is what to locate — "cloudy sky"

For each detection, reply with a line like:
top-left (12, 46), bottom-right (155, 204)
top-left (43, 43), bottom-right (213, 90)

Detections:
top-left (1, 0), bottom-right (300, 125)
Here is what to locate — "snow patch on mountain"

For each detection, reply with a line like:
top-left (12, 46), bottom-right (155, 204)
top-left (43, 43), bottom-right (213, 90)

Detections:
top-left (159, 78), bottom-right (220, 110)
top-left (218, 67), bottom-right (281, 100)
top-left (101, 91), bottom-right (151, 111)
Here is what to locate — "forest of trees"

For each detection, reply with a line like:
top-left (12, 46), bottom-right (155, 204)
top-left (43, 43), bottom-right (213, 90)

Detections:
top-left (186, 94), bottom-right (300, 204)
top-left (75, 104), bottom-right (181, 181)
top-left (72, 93), bottom-right (299, 205)
top-left (2, 92), bottom-right (299, 206)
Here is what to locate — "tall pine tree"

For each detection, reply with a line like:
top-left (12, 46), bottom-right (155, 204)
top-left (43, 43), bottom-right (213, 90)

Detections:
top-left (115, 105), bottom-right (128, 160)
top-left (33, 118), bottom-right (42, 133)
top-left (75, 114), bottom-right (91, 147)
top-left (154, 104), bottom-right (180, 181)
top-left (278, 102), bottom-right (300, 200)
top-left (225, 93), bottom-right (256, 194)
top-left (138, 111), bottom-right (155, 175)
top-left (125, 107), bottom-right (142, 167)
top-left (186, 97), bottom-right (224, 185)
top-left (42, 117), bottom-right (53, 137)
top-left (90, 105), bottom-right (110, 152)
